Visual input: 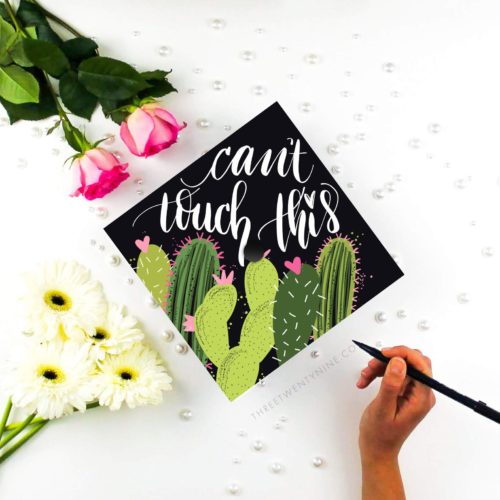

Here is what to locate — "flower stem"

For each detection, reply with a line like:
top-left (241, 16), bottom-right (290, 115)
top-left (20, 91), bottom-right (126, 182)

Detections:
top-left (0, 420), bottom-right (47, 464)
top-left (29, 0), bottom-right (83, 38)
top-left (0, 400), bottom-right (12, 440)
top-left (4, 0), bottom-right (25, 33)
top-left (0, 414), bottom-right (36, 449)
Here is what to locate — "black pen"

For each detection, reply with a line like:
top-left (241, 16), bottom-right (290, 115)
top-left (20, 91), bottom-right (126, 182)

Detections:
top-left (353, 340), bottom-right (500, 425)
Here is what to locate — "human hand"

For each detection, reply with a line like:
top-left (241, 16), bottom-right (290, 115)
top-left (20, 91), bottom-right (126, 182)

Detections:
top-left (356, 346), bottom-right (436, 463)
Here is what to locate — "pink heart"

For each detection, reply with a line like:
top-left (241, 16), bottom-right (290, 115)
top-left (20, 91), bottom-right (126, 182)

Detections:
top-left (284, 256), bottom-right (302, 275)
top-left (135, 235), bottom-right (150, 253)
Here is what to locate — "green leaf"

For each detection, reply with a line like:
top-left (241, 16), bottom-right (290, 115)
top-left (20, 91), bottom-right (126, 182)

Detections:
top-left (0, 65), bottom-right (39, 103)
top-left (59, 70), bottom-right (97, 120)
top-left (61, 119), bottom-right (87, 152)
top-left (78, 56), bottom-right (150, 100)
top-left (23, 38), bottom-right (70, 77)
top-left (9, 36), bottom-right (33, 67)
top-left (0, 3), bottom-right (9, 22)
top-left (0, 16), bottom-right (15, 45)
top-left (61, 37), bottom-right (98, 61)
top-left (17, 0), bottom-right (62, 45)
top-left (0, 68), bottom-right (57, 122)
top-left (138, 69), bottom-right (176, 98)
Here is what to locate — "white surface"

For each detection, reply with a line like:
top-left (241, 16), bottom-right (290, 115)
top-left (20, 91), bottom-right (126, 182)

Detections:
top-left (0, 1), bottom-right (499, 498)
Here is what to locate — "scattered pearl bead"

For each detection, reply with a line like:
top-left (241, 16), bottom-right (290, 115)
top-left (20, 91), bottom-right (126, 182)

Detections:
top-left (134, 178), bottom-right (143, 185)
top-left (355, 132), bottom-right (366, 141)
top-left (197, 118), bottom-right (211, 129)
top-left (279, 416), bottom-right (288, 422)
top-left (457, 293), bottom-right (470, 304)
top-left (132, 30), bottom-right (141, 37)
top-left (252, 85), bottom-right (266, 96)
top-left (347, 181), bottom-right (355, 189)
top-left (372, 189), bottom-right (385, 200)
top-left (299, 102), bottom-right (313, 112)
top-left (179, 408), bottom-right (192, 420)
top-left (232, 457), bottom-right (242, 464)
top-left (158, 45), bottom-right (171, 56)
top-left (287, 73), bottom-right (297, 80)
top-left (223, 125), bottom-right (232, 131)
top-left (252, 440), bottom-right (264, 451)
top-left (241, 50), bottom-right (256, 61)
top-left (366, 104), bottom-right (375, 112)
top-left (0, 117), bottom-right (8, 127)
top-left (108, 254), bottom-right (121, 267)
top-left (417, 320), bottom-right (430, 331)
top-left (193, 67), bottom-right (203, 74)
top-left (212, 80), bottom-right (226, 91)
top-left (227, 483), bottom-right (240, 495)
top-left (255, 27), bottom-right (265, 35)
top-left (390, 90), bottom-right (401, 98)
top-left (187, 88), bottom-right (196, 94)
top-left (312, 456), bottom-right (324, 467)
top-left (375, 340), bottom-right (383, 348)
top-left (89, 239), bottom-right (96, 246)
top-left (310, 350), bottom-right (320, 358)
top-left (162, 330), bottom-right (175, 342)
top-left (146, 296), bottom-right (159, 308)
top-left (408, 138), bottom-right (421, 149)
top-left (279, 46), bottom-right (288, 53)
top-left (393, 173), bottom-right (403, 182)
top-left (353, 113), bottom-right (364, 122)
top-left (126, 278), bottom-right (134, 285)
top-left (374, 311), bottom-right (388, 323)
top-left (237, 430), bottom-right (247, 437)
top-left (382, 62), bottom-right (396, 73)
top-left (95, 206), bottom-right (108, 219)
top-left (340, 90), bottom-right (351, 98)
top-left (428, 122), bottom-right (441, 134)
top-left (210, 18), bottom-right (226, 30)
top-left (454, 178), bottom-right (469, 189)
top-left (136, 189), bottom-right (144, 196)
top-left (344, 70), bottom-right (352, 77)
top-left (51, 148), bottom-right (60, 156)
top-left (337, 133), bottom-right (350, 145)
top-left (396, 309), bottom-right (407, 319)
top-left (175, 343), bottom-right (188, 354)
top-left (352, 33), bottom-right (361, 39)
top-left (273, 422), bottom-right (282, 430)
top-left (98, 245), bottom-right (105, 251)
top-left (17, 158), bottom-right (27, 169)
top-left (22, 330), bottom-right (34, 337)
top-left (31, 127), bottom-right (42, 137)
top-left (271, 462), bottom-right (282, 473)
top-left (331, 165), bottom-right (342, 174)
top-left (482, 246), bottom-right (494, 257)
top-left (327, 143), bottom-right (340, 155)
top-left (304, 53), bottom-right (320, 65)
top-left (258, 379), bottom-right (266, 387)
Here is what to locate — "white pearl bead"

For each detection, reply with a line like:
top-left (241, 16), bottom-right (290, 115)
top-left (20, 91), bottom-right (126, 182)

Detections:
top-left (252, 440), bottom-right (264, 451)
top-left (108, 255), bottom-right (121, 267)
top-left (310, 350), bottom-right (320, 358)
top-left (353, 113), bottom-right (364, 122)
top-left (428, 122), bottom-right (441, 134)
top-left (337, 133), bottom-right (350, 145)
top-left (95, 206), bottom-right (108, 219)
top-left (382, 62), bottom-right (396, 73)
top-left (232, 457), bottom-right (242, 464)
top-left (197, 118), bottom-right (211, 129)
top-left (158, 45), bottom-right (171, 56)
top-left (241, 50), bottom-right (256, 61)
top-left (162, 330), bottom-right (174, 342)
top-left (312, 456), bottom-right (324, 467)
top-left (372, 189), bottom-right (385, 200)
top-left (271, 462), bottom-right (282, 473)
top-left (326, 143), bottom-right (339, 155)
top-left (210, 18), bottom-right (226, 30)
top-left (482, 246), bottom-right (494, 257)
top-left (227, 483), bottom-right (240, 495)
top-left (457, 293), bottom-right (470, 304)
top-left (17, 158), bottom-right (27, 169)
top-left (331, 165), bottom-right (342, 174)
top-left (396, 309), bottom-right (407, 319)
top-left (454, 178), bottom-right (469, 189)
top-left (408, 138), bottom-right (421, 149)
top-left (374, 311), bottom-right (388, 323)
top-left (175, 343), bottom-right (188, 354)
top-left (417, 320), bottom-right (430, 331)
top-left (212, 80), bottom-right (226, 91)
top-left (251, 85), bottom-right (266, 96)
top-left (146, 296), bottom-right (158, 308)
top-left (299, 102), bottom-right (313, 112)
top-left (179, 408), bottom-right (192, 420)
top-left (304, 53), bottom-right (320, 64)
top-left (390, 90), bottom-right (401, 98)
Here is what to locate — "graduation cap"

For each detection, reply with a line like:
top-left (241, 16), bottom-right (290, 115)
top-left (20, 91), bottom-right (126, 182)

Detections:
top-left (105, 102), bottom-right (403, 400)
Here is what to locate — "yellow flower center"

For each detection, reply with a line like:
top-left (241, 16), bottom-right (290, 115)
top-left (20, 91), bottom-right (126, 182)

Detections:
top-left (43, 290), bottom-right (72, 312)
top-left (117, 367), bottom-right (138, 381)
top-left (38, 365), bottom-right (66, 384)
top-left (93, 327), bottom-right (109, 341)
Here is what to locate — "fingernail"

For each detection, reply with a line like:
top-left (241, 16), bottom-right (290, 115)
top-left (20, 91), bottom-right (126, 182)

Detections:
top-left (390, 357), bottom-right (405, 374)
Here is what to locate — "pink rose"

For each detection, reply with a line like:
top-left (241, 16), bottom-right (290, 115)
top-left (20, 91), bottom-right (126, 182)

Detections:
top-left (70, 148), bottom-right (129, 200)
top-left (120, 104), bottom-right (186, 158)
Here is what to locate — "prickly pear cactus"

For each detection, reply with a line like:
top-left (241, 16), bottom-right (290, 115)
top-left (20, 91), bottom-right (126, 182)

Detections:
top-left (273, 258), bottom-right (321, 363)
top-left (314, 237), bottom-right (357, 338)
top-left (137, 244), bottom-right (172, 309)
top-left (190, 257), bottom-right (278, 400)
top-left (168, 235), bottom-right (222, 362)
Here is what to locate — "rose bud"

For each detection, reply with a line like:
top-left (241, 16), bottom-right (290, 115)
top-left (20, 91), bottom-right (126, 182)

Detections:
top-left (120, 103), bottom-right (186, 158)
top-left (70, 148), bottom-right (129, 200)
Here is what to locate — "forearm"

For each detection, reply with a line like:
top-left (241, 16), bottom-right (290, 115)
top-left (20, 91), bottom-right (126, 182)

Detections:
top-left (361, 455), bottom-right (405, 500)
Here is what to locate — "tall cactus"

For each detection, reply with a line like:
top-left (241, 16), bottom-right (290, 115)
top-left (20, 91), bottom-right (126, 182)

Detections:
top-left (186, 257), bottom-right (278, 400)
top-left (314, 237), bottom-right (357, 338)
top-left (273, 257), bottom-right (321, 363)
top-left (136, 243), bottom-right (172, 310)
top-left (168, 235), bottom-right (223, 363)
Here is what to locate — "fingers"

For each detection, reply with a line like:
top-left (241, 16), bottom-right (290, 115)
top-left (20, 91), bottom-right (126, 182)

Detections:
top-left (381, 346), bottom-right (433, 376)
top-left (356, 358), bottom-right (386, 388)
top-left (375, 357), bottom-right (407, 418)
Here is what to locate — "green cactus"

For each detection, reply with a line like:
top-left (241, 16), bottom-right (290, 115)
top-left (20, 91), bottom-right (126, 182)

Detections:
top-left (314, 237), bottom-right (357, 338)
top-left (273, 258), bottom-right (321, 363)
top-left (136, 243), bottom-right (172, 309)
top-left (168, 235), bottom-right (222, 363)
top-left (191, 257), bottom-right (278, 400)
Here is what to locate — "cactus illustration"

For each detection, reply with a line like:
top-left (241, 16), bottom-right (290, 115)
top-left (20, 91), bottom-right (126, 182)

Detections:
top-left (314, 236), bottom-right (358, 338)
top-left (136, 242), bottom-right (172, 309)
top-left (168, 234), bottom-right (223, 363)
top-left (273, 257), bottom-right (321, 363)
top-left (185, 257), bottom-right (278, 400)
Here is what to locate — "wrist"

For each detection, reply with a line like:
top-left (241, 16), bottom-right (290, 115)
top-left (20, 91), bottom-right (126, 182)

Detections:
top-left (360, 449), bottom-right (400, 469)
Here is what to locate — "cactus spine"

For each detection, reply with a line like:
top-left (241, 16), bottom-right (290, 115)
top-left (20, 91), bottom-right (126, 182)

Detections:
top-left (136, 244), bottom-right (172, 309)
top-left (192, 257), bottom-right (278, 400)
top-left (314, 237), bottom-right (357, 338)
top-left (273, 259), bottom-right (321, 363)
top-left (168, 235), bottom-right (223, 363)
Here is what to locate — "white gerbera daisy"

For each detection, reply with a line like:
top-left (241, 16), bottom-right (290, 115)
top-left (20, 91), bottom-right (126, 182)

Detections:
top-left (94, 343), bottom-right (172, 411)
top-left (89, 303), bottom-right (144, 360)
top-left (21, 261), bottom-right (107, 341)
top-left (8, 340), bottom-right (96, 420)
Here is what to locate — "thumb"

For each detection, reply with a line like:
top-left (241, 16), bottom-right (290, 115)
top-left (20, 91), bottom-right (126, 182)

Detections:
top-left (375, 357), bottom-right (407, 418)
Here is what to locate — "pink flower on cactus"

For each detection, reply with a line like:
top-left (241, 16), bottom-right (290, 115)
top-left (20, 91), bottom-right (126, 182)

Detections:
top-left (213, 270), bottom-right (234, 285)
top-left (183, 314), bottom-right (195, 332)
top-left (120, 103), bottom-right (186, 158)
top-left (70, 148), bottom-right (129, 201)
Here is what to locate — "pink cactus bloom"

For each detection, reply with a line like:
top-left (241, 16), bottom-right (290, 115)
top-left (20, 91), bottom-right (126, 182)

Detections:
top-left (120, 103), bottom-right (186, 158)
top-left (70, 148), bottom-right (129, 201)
top-left (183, 314), bottom-right (195, 332)
top-left (213, 270), bottom-right (234, 286)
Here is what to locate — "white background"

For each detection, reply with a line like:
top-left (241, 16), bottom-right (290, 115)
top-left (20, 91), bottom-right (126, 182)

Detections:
top-left (0, 1), bottom-right (499, 498)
